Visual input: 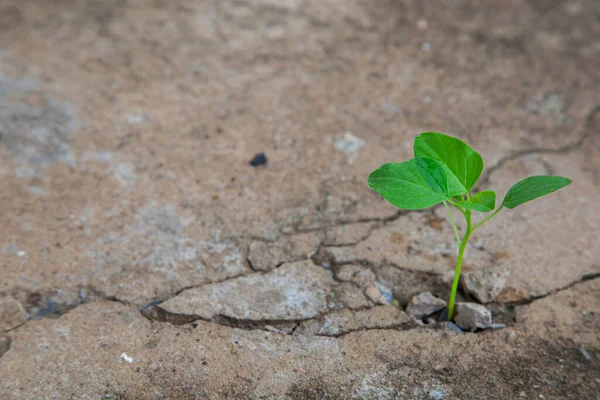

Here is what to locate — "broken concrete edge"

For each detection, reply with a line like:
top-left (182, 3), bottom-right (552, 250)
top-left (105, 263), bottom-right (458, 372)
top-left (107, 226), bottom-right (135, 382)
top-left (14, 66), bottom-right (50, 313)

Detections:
top-left (4, 271), bottom-right (598, 337)
top-left (141, 302), bottom-right (447, 339)
top-left (4, 273), bottom-right (599, 347)
top-left (4, 265), bottom-right (598, 338)
top-left (140, 304), bottom-right (299, 332)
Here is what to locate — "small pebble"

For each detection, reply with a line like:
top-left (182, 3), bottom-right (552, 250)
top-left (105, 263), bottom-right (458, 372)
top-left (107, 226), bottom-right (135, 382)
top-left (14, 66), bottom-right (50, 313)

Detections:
top-left (406, 292), bottom-right (447, 320)
top-left (249, 153), bottom-right (267, 167)
top-left (579, 346), bottom-right (593, 361)
top-left (375, 283), bottom-right (394, 303)
top-left (120, 352), bottom-right (133, 363)
top-left (461, 268), bottom-right (510, 303)
top-left (454, 303), bottom-right (493, 331)
top-left (442, 322), bottom-right (465, 333)
top-left (364, 284), bottom-right (388, 305)
top-left (428, 388), bottom-right (446, 400)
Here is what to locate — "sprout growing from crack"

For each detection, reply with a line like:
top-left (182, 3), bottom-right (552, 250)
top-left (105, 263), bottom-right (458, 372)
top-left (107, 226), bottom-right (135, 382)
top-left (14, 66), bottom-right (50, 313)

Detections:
top-left (367, 132), bottom-right (571, 321)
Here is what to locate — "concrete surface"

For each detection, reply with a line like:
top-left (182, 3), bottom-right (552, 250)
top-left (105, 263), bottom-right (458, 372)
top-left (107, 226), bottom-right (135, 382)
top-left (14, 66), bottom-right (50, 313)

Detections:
top-left (0, 0), bottom-right (599, 398)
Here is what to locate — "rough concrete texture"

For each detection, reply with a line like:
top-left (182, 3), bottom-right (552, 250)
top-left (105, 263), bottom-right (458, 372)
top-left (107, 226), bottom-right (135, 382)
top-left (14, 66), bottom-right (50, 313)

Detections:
top-left (0, 0), bottom-right (599, 398)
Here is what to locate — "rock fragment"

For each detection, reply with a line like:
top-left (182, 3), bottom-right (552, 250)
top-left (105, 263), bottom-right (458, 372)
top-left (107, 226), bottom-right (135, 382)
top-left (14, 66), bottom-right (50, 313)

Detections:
top-left (331, 283), bottom-right (371, 310)
top-left (461, 267), bottom-right (510, 303)
top-left (406, 292), bottom-right (447, 320)
top-left (364, 284), bottom-right (388, 305)
top-left (454, 303), bottom-right (493, 331)
top-left (249, 153), bottom-right (267, 166)
top-left (0, 297), bottom-right (28, 331)
top-left (335, 264), bottom-right (375, 287)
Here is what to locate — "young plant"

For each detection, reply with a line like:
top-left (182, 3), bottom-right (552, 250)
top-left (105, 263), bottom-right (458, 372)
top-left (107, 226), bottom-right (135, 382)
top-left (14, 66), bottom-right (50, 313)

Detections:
top-left (367, 132), bottom-right (571, 321)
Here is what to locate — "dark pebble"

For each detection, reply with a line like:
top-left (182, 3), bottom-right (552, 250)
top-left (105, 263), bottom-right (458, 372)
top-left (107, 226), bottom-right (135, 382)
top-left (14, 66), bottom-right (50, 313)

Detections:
top-left (249, 153), bottom-right (267, 167)
top-left (442, 322), bottom-right (465, 333)
top-left (438, 308), bottom-right (449, 322)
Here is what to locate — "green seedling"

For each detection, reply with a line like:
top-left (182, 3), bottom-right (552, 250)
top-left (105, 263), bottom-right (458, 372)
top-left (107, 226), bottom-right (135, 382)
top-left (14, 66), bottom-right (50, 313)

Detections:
top-left (367, 132), bottom-right (571, 321)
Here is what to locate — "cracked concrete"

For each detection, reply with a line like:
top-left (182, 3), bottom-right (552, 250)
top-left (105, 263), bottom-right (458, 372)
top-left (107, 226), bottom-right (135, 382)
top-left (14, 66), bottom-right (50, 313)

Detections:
top-left (159, 260), bottom-right (336, 323)
top-left (1, 0), bottom-right (599, 398)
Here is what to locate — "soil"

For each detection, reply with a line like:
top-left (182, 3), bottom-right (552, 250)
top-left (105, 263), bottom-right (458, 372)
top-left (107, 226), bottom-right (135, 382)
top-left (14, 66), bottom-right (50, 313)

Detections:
top-left (1, 0), bottom-right (599, 399)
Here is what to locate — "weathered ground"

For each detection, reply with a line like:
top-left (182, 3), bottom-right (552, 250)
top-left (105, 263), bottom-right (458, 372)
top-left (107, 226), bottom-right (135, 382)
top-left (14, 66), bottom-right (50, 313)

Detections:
top-left (1, 0), bottom-right (599, 399)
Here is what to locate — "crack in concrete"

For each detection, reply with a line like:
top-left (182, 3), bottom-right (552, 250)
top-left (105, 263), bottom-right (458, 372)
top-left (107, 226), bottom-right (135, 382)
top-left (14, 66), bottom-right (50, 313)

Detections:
top-left (6, 272), bottom-right (597, 341)
top-left (1, 285), bottom-right (128, 335)
top-left (315, 321), bottom-right (423, 339)
top-left (292, 209), bottom-right (411, 236)
top-left (505, 272), bottom-right (600, 308)
top-left (478, 105), bottom-right (599, 189)
top-left (136, 270), bottom-right (270, 313)
top-left (140, 304), bottom-right (301, 332)
top-left (5, 105), bottom-right (596, 338)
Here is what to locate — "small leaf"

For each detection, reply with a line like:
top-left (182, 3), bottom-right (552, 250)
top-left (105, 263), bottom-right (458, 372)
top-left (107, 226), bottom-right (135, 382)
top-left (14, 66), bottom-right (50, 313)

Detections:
top-left (456, 190), bottom-right (496, 212)
top-left (367, 158), bottom-right (449, 210)
top-left (502, 176), bottom-right (572, 209)
top-left (414, 132), bottom-right (484, 196)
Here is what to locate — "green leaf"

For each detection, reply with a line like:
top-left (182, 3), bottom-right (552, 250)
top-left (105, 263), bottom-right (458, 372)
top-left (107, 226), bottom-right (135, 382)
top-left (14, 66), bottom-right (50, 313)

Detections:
top-left (367, 158), bottom-right (450, 210)
top-left (456, 190), bottom-right (496, 212)
top-left (502, 176), bottom-right (572, 209)
top-left (414, 132), bottom-right (484, 196)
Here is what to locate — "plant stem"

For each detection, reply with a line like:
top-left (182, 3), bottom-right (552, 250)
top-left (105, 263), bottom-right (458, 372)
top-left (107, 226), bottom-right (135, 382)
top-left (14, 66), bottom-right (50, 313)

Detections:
top-left (447, 209), bottom-right (472, 321)
top-left (444, 201), bottom-right (461, 245)
top-left (448, 198), bottom-right (468, 219)
top-left (473, 204), bottom-right (504, 231)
